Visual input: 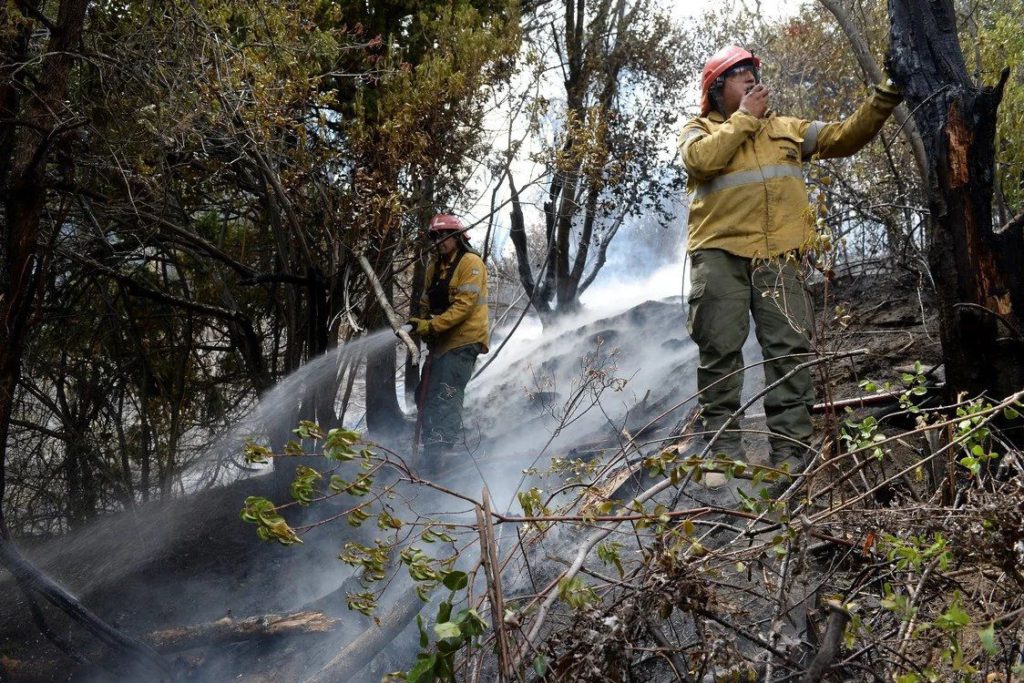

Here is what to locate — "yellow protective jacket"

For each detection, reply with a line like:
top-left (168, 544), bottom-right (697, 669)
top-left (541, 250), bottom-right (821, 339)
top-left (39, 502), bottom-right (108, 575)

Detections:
top-left (679, 86), bottom-right (902, 258)
top-left (419, 249), bottom-right (490, 357)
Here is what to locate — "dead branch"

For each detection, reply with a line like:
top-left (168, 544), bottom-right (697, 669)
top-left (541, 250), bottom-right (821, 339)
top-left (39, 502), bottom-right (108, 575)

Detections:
top-left (476, 487), bottom-right (512, 680)
top-left (644, 618), bottom-right (692, 682)
top-left (817, 0), bottom-right (929, 184)
top-left (356, 251), bottom-right (419, 364)
top-left (144, 610), bottom-right (338, 653)
top-left (800, 601), bottom-right (852, 682)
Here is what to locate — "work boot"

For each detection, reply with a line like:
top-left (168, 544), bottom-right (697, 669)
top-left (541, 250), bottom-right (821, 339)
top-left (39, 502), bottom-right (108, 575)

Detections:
top-left (767, 444), bottom-right (812, 479)
top-left (691, 433), bottom-right (746, 460)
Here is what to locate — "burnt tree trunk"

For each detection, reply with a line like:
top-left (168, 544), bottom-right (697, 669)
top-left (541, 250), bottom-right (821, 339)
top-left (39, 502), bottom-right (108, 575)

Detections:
top-left (888, 0), bottom-right (1021, 400)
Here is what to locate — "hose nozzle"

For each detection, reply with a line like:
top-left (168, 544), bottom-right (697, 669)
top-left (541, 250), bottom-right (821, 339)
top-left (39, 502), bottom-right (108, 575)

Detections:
top-left (398, 323), bottom-right (414, 336)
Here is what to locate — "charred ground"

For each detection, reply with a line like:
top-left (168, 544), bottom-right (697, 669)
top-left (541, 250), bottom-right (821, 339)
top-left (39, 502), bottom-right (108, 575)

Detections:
top-left (4, 271), bottom-right (1011, 683)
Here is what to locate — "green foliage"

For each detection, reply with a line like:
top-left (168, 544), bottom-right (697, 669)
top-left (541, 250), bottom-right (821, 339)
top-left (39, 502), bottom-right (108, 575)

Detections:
top-left (952, 400), bottom-right (1000, 476)
top-left (879, 532), bottom-right (952, 572)
top-left (392, 576), bottom-right (487, 683)
top-left (516, 487), bottom-right (552, 530)
top-left (968, 0), bottom-right (1024, 210)
top-left (879, 583), bottom-right (916, 622)
top-left (240, 496), bottom-right (302, 545)
top-left (290, 465), bottom-right (322, 505)
top-left (557, 575), bottom-right (599, 610)
top-left (842, 414), bottom-right (888, 460)
top-left (596, 541), bottom-right (625, 578)
top-left (341, 540), bottom-right (391, 585)
top-left (243, 439), bottom-right (273, 465)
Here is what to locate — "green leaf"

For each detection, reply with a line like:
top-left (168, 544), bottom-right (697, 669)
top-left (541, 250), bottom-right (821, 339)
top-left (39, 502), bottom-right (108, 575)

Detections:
top-left (416, 613), bottom-right (429, 648)
top-left (935, 600), bottom-right (970, 631)
top-left (895, 673), bottom-right (921, 683)
top-left (437, 601), bottom-right (452, 624)
top-left (978, 623), bottom-right (998, 656)
top-left (1004, 405), bottom-right (1021, 420)
top-left (533, 653), bottom-right (549, 676)
top-left (407, 653), bottom-right (436, 683)
top-left (457, 609), bottom-right (487, 636)
top-left (958, 455), bottom-right (980, 475)
top-left (442, 570), bottom-right (468, 591)
top-left (243, 439), bottom-right (272, 464)
top-left (433, 621), bottom-right (461, 639)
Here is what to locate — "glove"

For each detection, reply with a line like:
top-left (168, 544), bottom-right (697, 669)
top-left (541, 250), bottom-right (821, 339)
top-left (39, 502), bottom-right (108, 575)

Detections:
top-left (874, 76), bottom-right (902, 104)
top-left (407, 317), bottom-right (432, 337)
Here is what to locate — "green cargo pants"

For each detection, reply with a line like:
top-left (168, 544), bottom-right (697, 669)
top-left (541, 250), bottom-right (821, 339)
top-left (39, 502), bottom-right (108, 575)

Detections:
top-left (421, 343), bottom-right (481, 461)
top-left (686, 249), bottom-right (815, 457)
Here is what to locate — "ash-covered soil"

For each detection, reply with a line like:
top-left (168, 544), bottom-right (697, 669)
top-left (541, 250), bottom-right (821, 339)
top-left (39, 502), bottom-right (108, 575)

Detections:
top-left (0, 271), bottom-right (938, 682)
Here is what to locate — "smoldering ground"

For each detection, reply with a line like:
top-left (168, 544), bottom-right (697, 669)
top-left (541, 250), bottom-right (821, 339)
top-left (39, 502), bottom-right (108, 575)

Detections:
top-left (0, 255), bottom-right (785, 681)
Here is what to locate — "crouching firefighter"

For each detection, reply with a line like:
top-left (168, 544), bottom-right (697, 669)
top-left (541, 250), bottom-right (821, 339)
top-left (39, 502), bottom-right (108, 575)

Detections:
top-left (407, 214), bottom-right (490, 471)
top-left (679, 45), bottom-right (901, 469)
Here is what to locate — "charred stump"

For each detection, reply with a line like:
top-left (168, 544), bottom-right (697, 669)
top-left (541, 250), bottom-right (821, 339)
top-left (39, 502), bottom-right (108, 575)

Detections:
top-left (888, 0), bottom-right (1020, 400)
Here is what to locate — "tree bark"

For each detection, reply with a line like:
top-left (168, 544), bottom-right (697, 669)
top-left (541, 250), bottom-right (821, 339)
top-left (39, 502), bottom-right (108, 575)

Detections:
top-left (888, 0), bottom-right (1021, 400)
top-left (1, 0), bottom-right (90, 529)
top-left (362, 249), bottom-right (405, 435)
top-left (145, 610), bottom-right (338, 653)
top-left (507, 174), bottom-right (554, 320)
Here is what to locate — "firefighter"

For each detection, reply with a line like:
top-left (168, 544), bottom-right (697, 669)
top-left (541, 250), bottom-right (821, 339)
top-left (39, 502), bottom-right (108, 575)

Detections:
top-left (407, 214), bottom-right (490, 468)
top-left (679, 45), bottom-right (902, 468)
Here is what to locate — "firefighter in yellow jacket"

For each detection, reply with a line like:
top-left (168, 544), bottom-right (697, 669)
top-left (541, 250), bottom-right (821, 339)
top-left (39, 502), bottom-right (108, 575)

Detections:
top-left (408, 214), bottom-right (490, 466)
top-left (679, 45), bottom-right (901, 467)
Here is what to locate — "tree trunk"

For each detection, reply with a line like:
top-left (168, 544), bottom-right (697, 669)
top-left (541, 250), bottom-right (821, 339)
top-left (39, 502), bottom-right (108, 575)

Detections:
top-left (888, 0), bottom-right (1022, 400)
top-left (1, 0), bottom-right (91, 531)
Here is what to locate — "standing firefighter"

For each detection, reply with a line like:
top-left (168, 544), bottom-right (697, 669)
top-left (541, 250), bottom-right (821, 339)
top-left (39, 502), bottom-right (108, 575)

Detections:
top-left (679, 45), bottom-right (901, 467)
top-left (408, 214), bottom-right (490, 470)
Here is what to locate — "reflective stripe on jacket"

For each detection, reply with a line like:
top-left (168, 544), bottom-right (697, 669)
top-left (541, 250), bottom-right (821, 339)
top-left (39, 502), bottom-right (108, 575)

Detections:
top-left (679, 86), bottom-right (902, 258)
top-left (420, 250), bottom-right (490, 357)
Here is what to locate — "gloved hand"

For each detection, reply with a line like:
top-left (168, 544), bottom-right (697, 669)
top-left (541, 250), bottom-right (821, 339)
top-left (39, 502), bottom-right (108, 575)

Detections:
top-left (407, 317), bottom-right (433, 337)
top-left (875, 75), bottom-right (902, 103)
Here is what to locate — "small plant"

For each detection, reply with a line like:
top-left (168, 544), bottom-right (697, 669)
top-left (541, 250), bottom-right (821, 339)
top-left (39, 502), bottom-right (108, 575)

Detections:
top-left (841, 414), bottom-right (888, 459)
top-left (388, 570), bottom-right (488, 683)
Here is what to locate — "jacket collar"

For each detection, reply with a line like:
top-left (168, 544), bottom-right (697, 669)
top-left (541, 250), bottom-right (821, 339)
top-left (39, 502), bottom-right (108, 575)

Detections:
top-left (704, 109), bottom-right (777, 125)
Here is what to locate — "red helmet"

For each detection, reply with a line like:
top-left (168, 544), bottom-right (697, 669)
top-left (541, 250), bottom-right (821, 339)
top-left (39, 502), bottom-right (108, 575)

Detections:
top-left (428, 214), bottom-right (465, 233)
top-left (700, 45), bottom-right (761, 115)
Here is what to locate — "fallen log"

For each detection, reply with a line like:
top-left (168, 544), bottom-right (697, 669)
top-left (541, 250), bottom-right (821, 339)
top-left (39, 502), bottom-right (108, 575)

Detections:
top-left (304, 585), bottom-right (423, 683)
top-left (145, 611), bottom-right (339, 653)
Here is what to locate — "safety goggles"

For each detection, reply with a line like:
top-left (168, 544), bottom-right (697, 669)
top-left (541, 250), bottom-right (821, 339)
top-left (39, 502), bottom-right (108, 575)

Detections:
top-left (724, 62), bottom-right (761, 83)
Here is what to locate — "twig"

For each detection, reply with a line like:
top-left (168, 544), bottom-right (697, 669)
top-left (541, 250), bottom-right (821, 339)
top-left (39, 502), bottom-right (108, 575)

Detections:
top-left (800, 602), bottom-right (852, 683)
top-left (477, 488), bottom-right (512, 681)
top-left (764, 538), bottom-right (794, 681)
top-left (645, 618), bottom-right (692, 682)
top-left (356, 251), bottom-right (418, 364)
